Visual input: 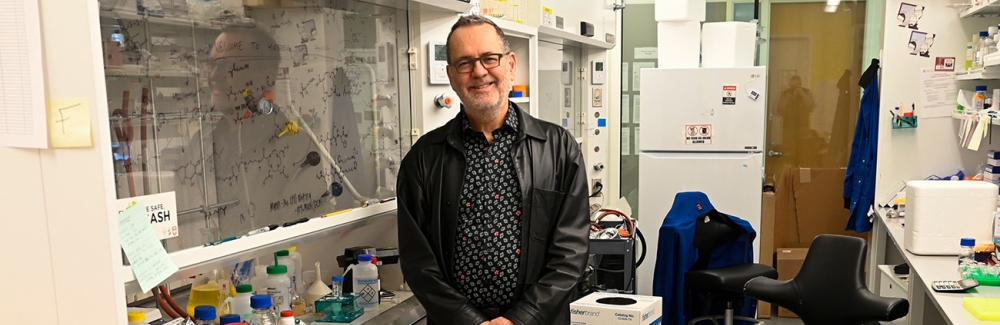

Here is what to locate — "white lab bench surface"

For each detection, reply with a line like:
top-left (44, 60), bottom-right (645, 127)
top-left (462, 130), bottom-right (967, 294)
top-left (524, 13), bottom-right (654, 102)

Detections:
top-left (869, 209), bottom-right (1000, 324)
top-left (158, 289), bottom-right (422, 324)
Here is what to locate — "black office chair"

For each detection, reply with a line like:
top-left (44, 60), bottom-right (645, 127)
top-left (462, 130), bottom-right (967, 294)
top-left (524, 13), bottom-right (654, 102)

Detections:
top-left (685, 209), bottom-right (778, 325)
top-left (744, 234), bottom-right (909, 325)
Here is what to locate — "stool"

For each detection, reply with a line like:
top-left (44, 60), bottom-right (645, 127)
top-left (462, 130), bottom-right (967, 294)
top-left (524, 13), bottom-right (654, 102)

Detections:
top-left (685, 263), bottom-right (778, 325)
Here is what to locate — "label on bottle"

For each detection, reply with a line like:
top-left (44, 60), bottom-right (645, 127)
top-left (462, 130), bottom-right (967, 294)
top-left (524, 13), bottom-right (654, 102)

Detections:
top-left (356, 278), bottom-right (380, 307)
top-left (267, 286), bottom-right (291, 311)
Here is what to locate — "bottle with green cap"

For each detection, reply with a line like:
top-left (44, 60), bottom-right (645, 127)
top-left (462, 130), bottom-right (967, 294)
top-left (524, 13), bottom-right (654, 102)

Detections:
top-left (127, 311), bottom-right (148, 325)
top-left (233, 284), bottom-right (254, 320)
top-left (266, 254), bottom-right (292, 312)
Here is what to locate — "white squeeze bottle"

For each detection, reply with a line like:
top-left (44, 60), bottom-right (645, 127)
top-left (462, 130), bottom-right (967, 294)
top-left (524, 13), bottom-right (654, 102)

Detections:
top-left (232, 284), bottom-right (254, 320)
top-left (265, 258), bottom-right (293, 312)
top-left (276, 250), bottom-right (299, 293)
top-left (350, 254), bottom-right (380, 311)
top-left (287, 247), bottom-right (304, 291)
top-left (251, 265), bottom-right (269, 295)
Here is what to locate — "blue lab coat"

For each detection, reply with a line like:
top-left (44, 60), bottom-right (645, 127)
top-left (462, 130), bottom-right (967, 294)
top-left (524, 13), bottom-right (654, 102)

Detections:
top-left (844, 69), bottom-right (879, 233)
top-left (652, 192), bottom-right (757, 325)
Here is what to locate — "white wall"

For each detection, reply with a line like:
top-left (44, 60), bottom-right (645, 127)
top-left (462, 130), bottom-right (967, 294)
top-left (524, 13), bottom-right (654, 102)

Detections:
top-left (877, 0), bottom-right (1000, 199)
top-left (0, 1), bottom-right (125, 324)
top-left (412, 10), bottom-right (463, 133)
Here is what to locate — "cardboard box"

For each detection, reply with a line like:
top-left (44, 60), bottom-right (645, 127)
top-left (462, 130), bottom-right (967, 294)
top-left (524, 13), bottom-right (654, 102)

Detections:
top-left (773, 167), bottom-right (868, 250)
top-left (570, 292), bottom-right (662, 325)
top-left (775, 248), bottom-right (809, 318)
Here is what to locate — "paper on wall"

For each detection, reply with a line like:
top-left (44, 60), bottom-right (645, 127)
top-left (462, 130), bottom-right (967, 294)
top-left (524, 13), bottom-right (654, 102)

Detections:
top-left (623, 63), bottom-right (630, 91)
top-left (117, 192), bottom-right (179, 240)
top-left (622, 94), bottom-right (631, 123)
top-left (622, 127), bottom-right (631, 156)
top-left (633, 95), bottom-right (642, 123)
top-left (633, 62), bottom-right (656, 92)
top-left (918, 69), bottom-right (958, 118)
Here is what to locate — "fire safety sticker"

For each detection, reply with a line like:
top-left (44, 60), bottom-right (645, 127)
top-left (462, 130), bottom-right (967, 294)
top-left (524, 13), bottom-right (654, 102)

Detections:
top-left (723, 85), bottom-right (737, 105)
top-left (685, 124), bottom-right (712, 144)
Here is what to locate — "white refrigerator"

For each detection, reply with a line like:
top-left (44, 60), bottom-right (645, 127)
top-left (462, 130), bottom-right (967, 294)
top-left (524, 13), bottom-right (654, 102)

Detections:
top-left (635, 67), bottom-right (767, 295)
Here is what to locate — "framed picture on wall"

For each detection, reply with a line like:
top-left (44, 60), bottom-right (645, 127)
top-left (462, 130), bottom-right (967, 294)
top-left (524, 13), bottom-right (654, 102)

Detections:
top-left (896, 2), bottom-right (923, 29)
top-left (908, 31), bottom-right (927, 56)
top-left (935, 57), bottom-right (956, 71)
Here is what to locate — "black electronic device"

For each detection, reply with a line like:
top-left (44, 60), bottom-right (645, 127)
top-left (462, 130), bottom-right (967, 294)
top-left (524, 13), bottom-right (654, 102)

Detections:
top-left (580, 21), bottom-right (594, 37)
top-left (932, 278), bottom-right (979, 293)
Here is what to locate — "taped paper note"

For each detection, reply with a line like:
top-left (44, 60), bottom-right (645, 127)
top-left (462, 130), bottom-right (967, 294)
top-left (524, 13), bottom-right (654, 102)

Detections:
top-left (119, 203), bottom-right (178, 293)
top-left (47, 98), bottom-right (93, 148)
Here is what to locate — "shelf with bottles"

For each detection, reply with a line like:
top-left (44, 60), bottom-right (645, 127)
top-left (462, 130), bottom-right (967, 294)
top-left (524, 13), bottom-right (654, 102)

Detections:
top-left (122, 202), bottom-right (397, 293)
top-left (961, 0), bottom-right (1000, 18)
top-left (510, 97), bottom-right (530, 104)
top-left (105, 65), bottom-right (197, 78)
top-left (97, 9), bottom-right (237, 30)
top-left (955, 69), bottom-right (1000, 80)
top-left (952, 109), bottom-right (1000, 125)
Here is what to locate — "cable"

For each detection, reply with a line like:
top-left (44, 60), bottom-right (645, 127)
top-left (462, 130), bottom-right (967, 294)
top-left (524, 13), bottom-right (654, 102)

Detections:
top-left (159, 284), bottom-right (192, 321)
top-left (596, 209), bottom-right (634, 238)
top-left (154, 288), bottom-right (181, 319)
top-left (589, 182), bottom-right (604, 198)
top-left (635, 227), bottom-right (647, 267)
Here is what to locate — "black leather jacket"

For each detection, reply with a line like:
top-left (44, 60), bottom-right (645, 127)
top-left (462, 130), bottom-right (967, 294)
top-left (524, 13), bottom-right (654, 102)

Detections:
top-left (397, 104), bottom-right (590, 325)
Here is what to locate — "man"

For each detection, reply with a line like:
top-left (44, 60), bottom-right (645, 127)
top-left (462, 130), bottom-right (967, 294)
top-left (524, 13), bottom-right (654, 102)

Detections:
top-left (772, 75), bottom-right (817, 178)
top-left (396, 15), bottom-right (590, 325)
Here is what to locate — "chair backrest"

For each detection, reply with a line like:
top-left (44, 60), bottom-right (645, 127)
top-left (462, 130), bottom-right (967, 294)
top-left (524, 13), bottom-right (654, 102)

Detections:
top-left (792, 234), bottom-right (908, 325)
top-left (692, 209), bottom-right (742, 270)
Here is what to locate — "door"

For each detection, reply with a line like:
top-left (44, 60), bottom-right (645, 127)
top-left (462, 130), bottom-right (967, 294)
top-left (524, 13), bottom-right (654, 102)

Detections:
top-left (636, 151), bottom-right (763, 295)
top-left (763, 2), bottom-right (866, 186)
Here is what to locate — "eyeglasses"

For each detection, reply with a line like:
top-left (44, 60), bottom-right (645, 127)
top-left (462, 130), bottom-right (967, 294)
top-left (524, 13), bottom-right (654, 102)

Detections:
top-left (450, 52), bottom-right (507, 74)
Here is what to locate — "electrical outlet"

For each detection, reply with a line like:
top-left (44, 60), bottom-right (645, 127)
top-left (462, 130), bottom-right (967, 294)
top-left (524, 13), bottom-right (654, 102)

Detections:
top-left (592, 87), bottom-right (603, 107)
top-left (591, 178), bottom-right (603, 195)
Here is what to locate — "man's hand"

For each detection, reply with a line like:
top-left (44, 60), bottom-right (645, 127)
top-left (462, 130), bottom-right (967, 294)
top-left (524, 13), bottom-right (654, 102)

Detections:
top-left (480, 322), bottom-right (491, 325)
top-left (490, 317), bottom-right (516, 325)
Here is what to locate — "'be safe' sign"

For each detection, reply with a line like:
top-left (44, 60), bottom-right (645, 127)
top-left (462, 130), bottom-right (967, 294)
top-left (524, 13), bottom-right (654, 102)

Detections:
top-left (116, 192), bottom-right (179, 240)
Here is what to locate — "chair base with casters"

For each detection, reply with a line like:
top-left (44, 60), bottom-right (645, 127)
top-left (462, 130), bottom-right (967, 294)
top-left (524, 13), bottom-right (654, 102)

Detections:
top-left (686, 263), bottom-right (778, 325)
top-left (744, 234), bottom-right (909, 325)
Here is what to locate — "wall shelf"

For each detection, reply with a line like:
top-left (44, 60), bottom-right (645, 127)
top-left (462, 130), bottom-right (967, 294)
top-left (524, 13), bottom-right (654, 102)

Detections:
top-left (122, 202), bottom-right (397, 293)
top-left (538, 26), bottom-right (615, 50)
top-left (510, 97), bottom-right (530, 103)
top-left (961, 0), bottom-right (1000, 18)
top-left (410, 0), bottom-right (472, 13)
top-left (98, 10), bottom-right (226, 30)
top-left (494, 18), bottom-right (537, 38)
top-left (105, 66), bottom-right (194, 78)
top-left (955, 69), bottom-right (1000, 80)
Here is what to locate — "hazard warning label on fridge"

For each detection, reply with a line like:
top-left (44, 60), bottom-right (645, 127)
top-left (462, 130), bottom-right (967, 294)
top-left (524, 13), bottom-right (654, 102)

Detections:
top-left (722, 85), bottom-right (737, 105)
top-left (685, 124), bottom-right (713, 144)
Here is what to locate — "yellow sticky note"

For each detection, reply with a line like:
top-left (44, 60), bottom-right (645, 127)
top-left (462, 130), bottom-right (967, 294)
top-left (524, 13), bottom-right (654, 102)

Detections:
top-left (47, 98), bottom-right (93, 148)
